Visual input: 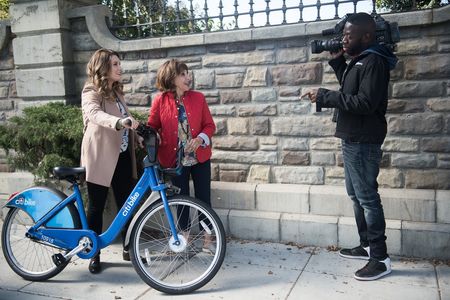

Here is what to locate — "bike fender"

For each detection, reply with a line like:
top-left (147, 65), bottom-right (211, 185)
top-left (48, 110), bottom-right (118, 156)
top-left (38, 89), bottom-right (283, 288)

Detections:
top-left (124, 191), bottom-right (161, 248)
top-left (5, 186), bottom-right (78, 228)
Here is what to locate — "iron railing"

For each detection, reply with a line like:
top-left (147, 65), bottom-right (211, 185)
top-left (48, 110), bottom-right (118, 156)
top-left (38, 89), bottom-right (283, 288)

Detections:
top-left (100, 0), bottom-right (447, 40)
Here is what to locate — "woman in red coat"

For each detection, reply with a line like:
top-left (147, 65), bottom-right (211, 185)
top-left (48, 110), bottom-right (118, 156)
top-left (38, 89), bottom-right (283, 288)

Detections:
top-left (147, 59), bottom-right (216, 252)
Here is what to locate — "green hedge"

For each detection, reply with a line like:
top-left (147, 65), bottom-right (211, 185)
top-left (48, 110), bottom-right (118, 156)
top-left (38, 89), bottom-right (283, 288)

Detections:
top-left (0, 102), bottom-right (148, 181)
top-left (0, 102), bottom-right (83, 179)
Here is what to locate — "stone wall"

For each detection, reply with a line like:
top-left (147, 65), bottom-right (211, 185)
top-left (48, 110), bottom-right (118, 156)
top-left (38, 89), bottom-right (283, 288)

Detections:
top-left (0, 21), bottom-right (17, 122)
top-left (8, 0), bottom-right (97, 106)
top-left (0, 20), bottom-right (19, 172)
top-left (2, 2), bottom-right (449, 259)
top-left (4, 2), bottom-right (450, 190)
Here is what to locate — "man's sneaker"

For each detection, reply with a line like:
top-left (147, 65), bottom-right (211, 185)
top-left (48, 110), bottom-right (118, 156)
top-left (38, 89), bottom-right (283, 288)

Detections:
top-left (339, 245), bottom-right (370, 260)
top-left (354, 257), bottom-right (391, 281)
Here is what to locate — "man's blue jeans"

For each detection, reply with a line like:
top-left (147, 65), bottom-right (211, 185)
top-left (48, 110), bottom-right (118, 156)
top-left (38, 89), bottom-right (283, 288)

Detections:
top-left (342, 140), bottom-right (388, 260)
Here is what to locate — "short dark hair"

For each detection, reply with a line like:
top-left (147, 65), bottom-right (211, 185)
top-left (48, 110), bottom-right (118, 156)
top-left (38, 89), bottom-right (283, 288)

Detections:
top-left (347, 12), bottom-right (375, 27)
top-left (347, 12), bottom-right (376, 35)
top-left (347, 13), bottom-right (376, 44)
top-left (155, 59), bottom-right (189, 92)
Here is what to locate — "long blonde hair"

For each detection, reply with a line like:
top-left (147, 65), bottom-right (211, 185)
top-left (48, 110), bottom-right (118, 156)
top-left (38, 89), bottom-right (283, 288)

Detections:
top-left (86, 48), bottom-right (123, 99)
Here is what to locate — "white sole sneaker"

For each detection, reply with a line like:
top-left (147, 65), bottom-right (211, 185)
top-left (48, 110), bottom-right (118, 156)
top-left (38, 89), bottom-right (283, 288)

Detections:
top-left (354, 257), bottom-right (392, 281)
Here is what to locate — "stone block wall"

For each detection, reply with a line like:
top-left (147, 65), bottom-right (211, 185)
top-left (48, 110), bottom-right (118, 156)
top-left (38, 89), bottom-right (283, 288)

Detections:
top-left (8, 0), bottom-right (97, 107)
top-left (2, 3), bottom-right (450, 191)
top-left (65, 5), bottom-right (450, 190)
top-left (1, 3), bottom-right (449, 258)
top-left (0, 22), bottom-right (17, 120)
top-left (0, 20), bottom-right (20, 172)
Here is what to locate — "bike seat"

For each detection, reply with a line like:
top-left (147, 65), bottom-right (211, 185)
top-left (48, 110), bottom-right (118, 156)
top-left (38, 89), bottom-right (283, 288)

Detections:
top-left (53, 167), bottom-right (86, 181)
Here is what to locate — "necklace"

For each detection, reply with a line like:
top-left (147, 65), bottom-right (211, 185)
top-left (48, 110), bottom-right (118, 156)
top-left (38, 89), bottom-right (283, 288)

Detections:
top-left (175, 94), bottom-right (184, 105)
top-left (175, 97), bottom-right (190, 137)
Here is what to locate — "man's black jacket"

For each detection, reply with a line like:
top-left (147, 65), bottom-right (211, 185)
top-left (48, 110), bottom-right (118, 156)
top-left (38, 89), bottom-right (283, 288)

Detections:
top-left (316, 50), bottom-right (392, 144)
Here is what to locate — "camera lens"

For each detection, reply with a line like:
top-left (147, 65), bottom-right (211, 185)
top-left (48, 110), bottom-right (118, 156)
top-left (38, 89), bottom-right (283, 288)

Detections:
top-left (310, 40), bottom-right (323, 54)
top-left (310, 39), bottom-right (342, 54)
top-left (324, 40), bottom-right (343, 53)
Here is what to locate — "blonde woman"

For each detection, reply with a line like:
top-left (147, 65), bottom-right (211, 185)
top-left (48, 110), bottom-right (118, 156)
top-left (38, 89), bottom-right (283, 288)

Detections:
top-left (81, 48), bottom-right (139, 273)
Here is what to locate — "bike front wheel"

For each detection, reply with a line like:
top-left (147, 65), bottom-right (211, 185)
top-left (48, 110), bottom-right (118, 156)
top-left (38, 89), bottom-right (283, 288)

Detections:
top-left (1, 208), bottom-right (70, 281)
top-left (130, 196), bottom-right (226, 294)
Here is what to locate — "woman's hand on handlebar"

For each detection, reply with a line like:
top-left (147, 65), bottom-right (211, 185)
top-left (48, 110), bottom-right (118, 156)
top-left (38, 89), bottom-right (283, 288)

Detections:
top-left (134, 123), bottom-right (160, 149)
top-left (120, 117), bottom-right (139, 129)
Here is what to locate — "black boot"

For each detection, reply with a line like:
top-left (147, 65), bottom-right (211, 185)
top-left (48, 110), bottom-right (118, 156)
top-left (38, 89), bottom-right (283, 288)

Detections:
top-left (88, 254), bottom-right (101, 274)
top-left (123, 248), bottom-right (130, 261)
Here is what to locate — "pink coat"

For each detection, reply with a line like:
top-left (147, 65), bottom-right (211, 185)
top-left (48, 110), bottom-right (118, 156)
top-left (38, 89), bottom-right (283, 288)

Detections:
top-left (80, 83), bottom-right (137, 187)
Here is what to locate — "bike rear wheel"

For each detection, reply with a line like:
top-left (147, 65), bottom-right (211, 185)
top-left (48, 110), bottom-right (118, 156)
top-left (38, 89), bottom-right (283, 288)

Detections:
top-left (130, 196), bottom-right (226, 294)
top-left (1, 208), bottom-right (70, 281)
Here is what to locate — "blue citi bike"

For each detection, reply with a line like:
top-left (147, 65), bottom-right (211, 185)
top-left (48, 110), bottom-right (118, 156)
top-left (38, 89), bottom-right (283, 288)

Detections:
top-left (1, 124), bottom-right (226, 294)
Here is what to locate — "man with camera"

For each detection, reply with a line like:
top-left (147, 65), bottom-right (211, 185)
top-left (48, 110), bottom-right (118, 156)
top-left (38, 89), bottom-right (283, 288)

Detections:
top-left (302, 12), bottom-right (398, 281)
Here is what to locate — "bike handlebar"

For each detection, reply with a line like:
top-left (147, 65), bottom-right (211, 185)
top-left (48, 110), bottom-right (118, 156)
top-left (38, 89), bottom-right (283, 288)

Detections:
top-left (135, 123), bottom-right (183, 176)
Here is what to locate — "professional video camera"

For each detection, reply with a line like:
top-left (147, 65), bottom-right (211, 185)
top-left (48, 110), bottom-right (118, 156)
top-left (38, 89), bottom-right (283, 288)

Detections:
top-left (310, 13), bottom-right (400, 54)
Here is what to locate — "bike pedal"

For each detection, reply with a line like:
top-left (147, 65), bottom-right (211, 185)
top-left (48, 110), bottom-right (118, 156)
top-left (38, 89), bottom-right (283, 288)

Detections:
top-left (166, 185), bottom-right (181, 195)
top-left (52, 253), bottom-right (67, 266)
top-left (173, 186), bottom-right (181, 194)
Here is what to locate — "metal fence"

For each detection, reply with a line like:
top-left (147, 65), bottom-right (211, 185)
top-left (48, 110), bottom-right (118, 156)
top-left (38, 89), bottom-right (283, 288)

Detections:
top-left (99, 0), bottom-right (446, 39)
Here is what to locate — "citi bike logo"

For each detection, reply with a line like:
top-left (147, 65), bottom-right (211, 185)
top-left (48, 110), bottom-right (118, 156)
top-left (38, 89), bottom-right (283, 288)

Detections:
top-left (123, 192), bottom-right (140, 216)
top-left (15, 197), bottom-right (36, 206)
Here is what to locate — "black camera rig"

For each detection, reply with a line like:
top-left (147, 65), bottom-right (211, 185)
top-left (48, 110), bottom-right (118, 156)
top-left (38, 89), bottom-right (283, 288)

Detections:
top-left (310, 13), bottom-right (400, 54)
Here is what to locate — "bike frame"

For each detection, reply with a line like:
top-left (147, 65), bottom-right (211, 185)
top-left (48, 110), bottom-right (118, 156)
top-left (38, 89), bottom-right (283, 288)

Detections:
top-left (21, 165), bottom-right (180, 259)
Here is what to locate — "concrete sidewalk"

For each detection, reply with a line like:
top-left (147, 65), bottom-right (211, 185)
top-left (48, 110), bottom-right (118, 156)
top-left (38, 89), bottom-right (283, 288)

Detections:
top-left (0, 237), bottom-right (449, 300)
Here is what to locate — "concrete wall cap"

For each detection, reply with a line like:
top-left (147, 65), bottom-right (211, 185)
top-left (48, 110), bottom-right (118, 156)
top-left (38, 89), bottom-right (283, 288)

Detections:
top-left (66, 5), bottom-right (450, 52)
top-left (339, 216), bottom-right (401, 229)
top-left (310, 184), bottom-right (347, 195)
top-left (211, 181), bottom-right (257, 191)
top-left (403, 221), bottom-right (450, 232)
top-left (432, 4), bottom-right (450, 23)
top-left (256, 183), bottom-right (309, 193)
top-left (436, 190), bottom-right (450, 200)
top-left (281, 213), bottom-right (338, 224)
top-left (229, 209), bottom-right (280, 220)
top-left (211, 181), bottom-right (445, 200)
top-left (379, 188), bottom-right (435, 200)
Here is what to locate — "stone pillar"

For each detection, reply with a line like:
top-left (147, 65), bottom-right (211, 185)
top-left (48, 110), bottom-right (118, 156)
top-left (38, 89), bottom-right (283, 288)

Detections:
top-left (9, 0), bottom-right (97, 106)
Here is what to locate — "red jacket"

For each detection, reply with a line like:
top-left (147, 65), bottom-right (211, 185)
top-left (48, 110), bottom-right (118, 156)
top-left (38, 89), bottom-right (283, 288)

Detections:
top-left (147, 90), bottom-right (216, 168)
